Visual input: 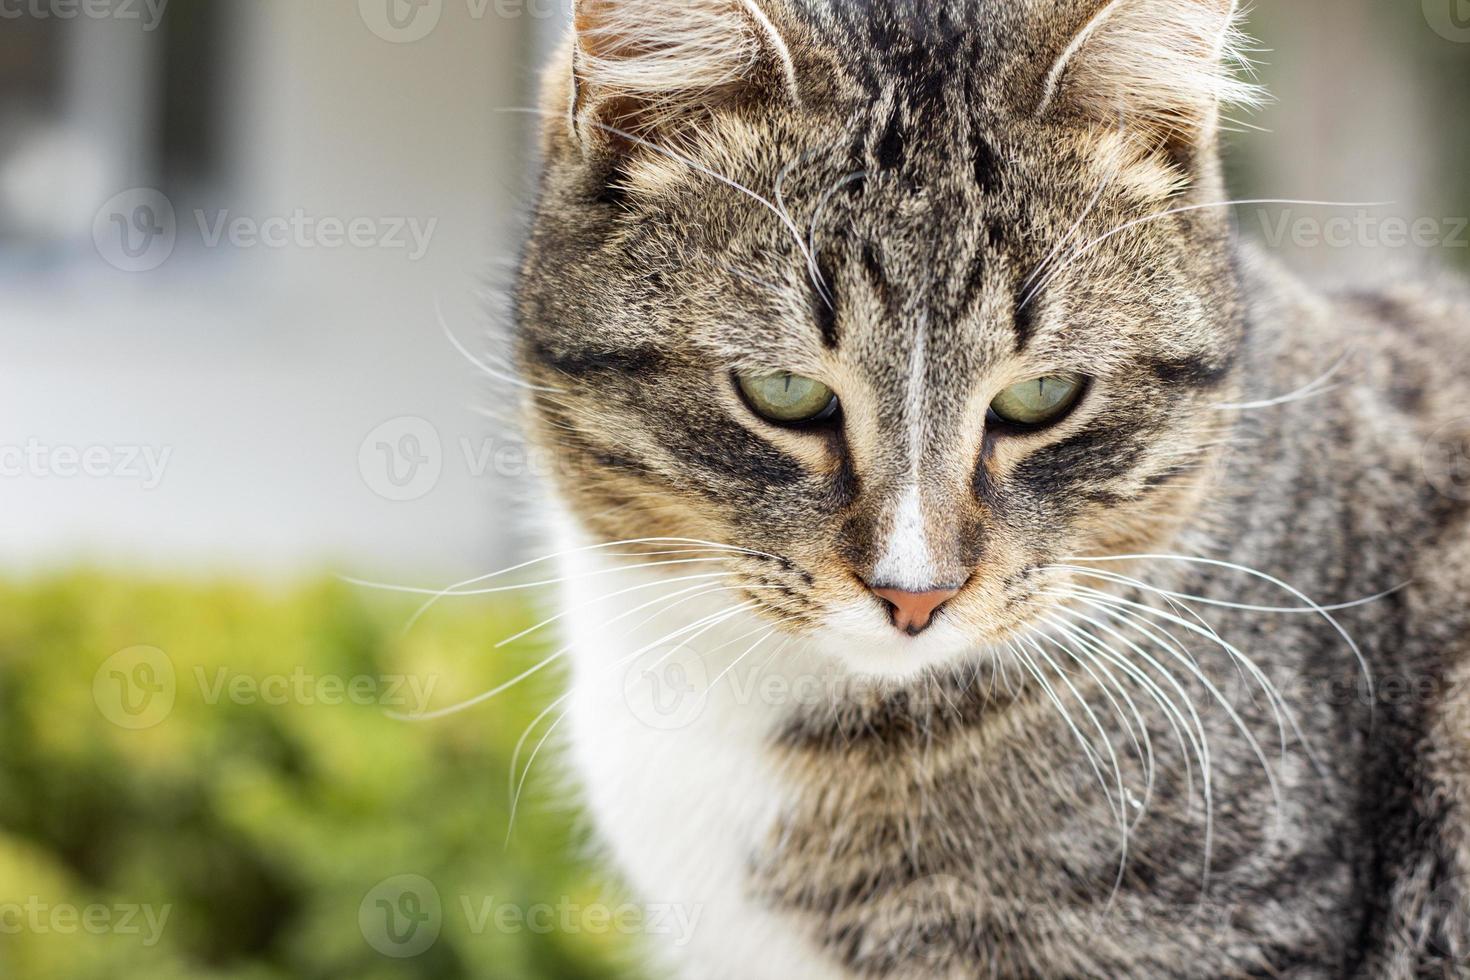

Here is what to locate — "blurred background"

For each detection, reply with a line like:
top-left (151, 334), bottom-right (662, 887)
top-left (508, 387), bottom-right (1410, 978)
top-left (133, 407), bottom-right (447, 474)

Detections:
top-left (0, 1), bottom-right (1467, 977)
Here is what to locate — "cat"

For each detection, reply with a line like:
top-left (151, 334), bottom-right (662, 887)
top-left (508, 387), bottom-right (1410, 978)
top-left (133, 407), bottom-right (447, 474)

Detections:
top-left (512, 0), bottom-right (1470, 976)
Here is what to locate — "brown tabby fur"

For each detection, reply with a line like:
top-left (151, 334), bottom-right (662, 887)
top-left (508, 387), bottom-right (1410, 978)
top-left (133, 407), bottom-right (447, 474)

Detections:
top-left (514, 0), bottom-right (1470, 975)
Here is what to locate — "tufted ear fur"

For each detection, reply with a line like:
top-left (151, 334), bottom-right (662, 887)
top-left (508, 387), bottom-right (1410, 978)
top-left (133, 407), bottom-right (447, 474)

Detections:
top-left (570, 0), bottom-right (800, 160)
top-left (1038, 0), bottom-right (1263, 153)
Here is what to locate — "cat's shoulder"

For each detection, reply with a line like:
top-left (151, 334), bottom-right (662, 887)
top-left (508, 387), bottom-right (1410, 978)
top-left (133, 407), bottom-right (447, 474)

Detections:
top-left (1306, 268), bottom-right (1470, 432)
top-left (1327, 265), bottom-right (1469, 362)
top-left (1332, 271), bottom-right (1470, 352)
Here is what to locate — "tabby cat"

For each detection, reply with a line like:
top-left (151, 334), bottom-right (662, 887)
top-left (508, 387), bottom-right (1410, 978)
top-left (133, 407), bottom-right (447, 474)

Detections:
top-left (512, 0), bottom-right (1470, 975)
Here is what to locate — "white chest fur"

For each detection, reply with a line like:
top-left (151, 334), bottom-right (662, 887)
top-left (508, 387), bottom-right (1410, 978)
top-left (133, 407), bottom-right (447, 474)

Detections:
top-left (556, 543), bottom-right (853, 980)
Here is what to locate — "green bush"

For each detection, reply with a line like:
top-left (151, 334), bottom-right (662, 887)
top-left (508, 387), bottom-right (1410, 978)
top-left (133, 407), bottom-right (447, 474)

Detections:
top-left (0, 576), bottom-right (641, 980)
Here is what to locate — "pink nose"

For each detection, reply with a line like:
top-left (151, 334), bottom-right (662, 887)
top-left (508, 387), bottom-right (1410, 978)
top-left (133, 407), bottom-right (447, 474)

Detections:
top-left (871, 586), bottom-right (962, 636)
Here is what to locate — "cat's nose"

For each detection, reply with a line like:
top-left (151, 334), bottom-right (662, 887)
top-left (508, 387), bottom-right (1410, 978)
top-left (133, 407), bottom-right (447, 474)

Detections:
top-left (870, 585), bottom-right (963, 636)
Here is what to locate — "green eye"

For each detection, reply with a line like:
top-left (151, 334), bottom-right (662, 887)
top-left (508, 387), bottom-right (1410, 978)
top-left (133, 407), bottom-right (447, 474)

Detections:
top-left (989, 375), bottom-right (1086, 428)
top-left (736, 371), bottom-right (839, 425)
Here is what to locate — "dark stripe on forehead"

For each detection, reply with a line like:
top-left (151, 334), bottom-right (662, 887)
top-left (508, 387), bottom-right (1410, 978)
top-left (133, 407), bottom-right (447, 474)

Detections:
top-left (1012, 292), bottom-right (1039, 352)
top-left (972, 133), bottom-right (999, 196)
top-left (861, 243), bottom-right (894, 316)
top-left (874, 112), bottom-right (906, 171)
top-left (815, 257), bottom-right (841, 350)
top-left (957, 255), bottom-right (986, 317)
top-left (986, 221), bottom-right (1004, 251)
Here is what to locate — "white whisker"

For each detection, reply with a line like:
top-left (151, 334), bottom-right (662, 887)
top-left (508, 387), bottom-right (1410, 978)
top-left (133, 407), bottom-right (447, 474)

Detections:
top-left (391, 585), bottom-right (765, 722)
top-left (1055, 564), bottom-right (1409, 615)
top-left (436, 293), bottom-right (561, 394)
top-left (620, 601), bottom-right (764, 688)
top-left (342, 537), bottom-right (768, 597)
top-left (1008, 639), bottom-right (1123, 832)
top-left (698, 625), bottom-right (781, 707)
top-left (1019, 168), bottom-right (1117, 307)
top-left (1021, 634), bottom-right (1132, 907)
top-left (1042, 599), bottom-right (1219, 889)
top-left (494, 572), bottom-right (741, 649)
top-left (505, 691), bottom-right (571, 845)
top-left (1055, 589), bottom-right (1291, 820)
top-left (1213, 346), bottom-right (1357, 412)
top-left (1024, 199), bottom-right (1393, 304)
top-left (806, 170), bottom-right (868, 284)
top-left (506, 705), bottom-right (571, 846)
top-left (1033, 621), bottom-right (1157, 832)
top-left (1062, 553), bottom-right (1375, 707)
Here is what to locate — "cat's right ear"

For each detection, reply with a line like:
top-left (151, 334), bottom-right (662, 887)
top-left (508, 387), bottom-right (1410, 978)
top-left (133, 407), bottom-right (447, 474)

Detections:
top-left (567, 0), bottom-right (801, 162)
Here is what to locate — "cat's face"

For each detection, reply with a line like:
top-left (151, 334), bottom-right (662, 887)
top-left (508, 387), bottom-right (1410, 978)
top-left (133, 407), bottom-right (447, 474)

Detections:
top-left (518, 0), bottom-right (1254, 677)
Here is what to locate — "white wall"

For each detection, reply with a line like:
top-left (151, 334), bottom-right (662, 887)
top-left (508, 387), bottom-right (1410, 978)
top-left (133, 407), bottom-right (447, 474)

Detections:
top-left (0, 0), bottom-right (554, 581)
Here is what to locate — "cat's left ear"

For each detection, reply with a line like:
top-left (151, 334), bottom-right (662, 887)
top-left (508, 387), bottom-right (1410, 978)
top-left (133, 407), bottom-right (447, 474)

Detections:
top-left (569, 0), bottom-right (801, 160)
top-left (1037, 0), bottom-right (1263, 151)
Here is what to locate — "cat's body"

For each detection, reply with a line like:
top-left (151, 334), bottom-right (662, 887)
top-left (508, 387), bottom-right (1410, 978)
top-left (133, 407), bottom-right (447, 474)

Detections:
top-left (557, 259), bottom-right (1470, 978)
top-left (515, 0), bottom-right (1470, 975)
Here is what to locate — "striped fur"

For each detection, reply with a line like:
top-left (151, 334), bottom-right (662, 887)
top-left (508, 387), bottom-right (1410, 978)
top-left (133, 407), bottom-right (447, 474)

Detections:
top-left (514, 2), bottom-right (1470, 976)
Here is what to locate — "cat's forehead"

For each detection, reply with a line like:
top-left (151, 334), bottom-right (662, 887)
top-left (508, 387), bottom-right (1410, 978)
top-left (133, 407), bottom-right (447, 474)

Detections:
top-left (604, 10), bottom-right (1220, 374)
top-left (646, 139), bottom-right (1156, 377)
top-left (635, 97), bottom-right (1146, 280)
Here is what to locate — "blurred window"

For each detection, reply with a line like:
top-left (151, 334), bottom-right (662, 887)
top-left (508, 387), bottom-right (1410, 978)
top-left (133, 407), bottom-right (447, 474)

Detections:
top-left (0, 3), bottom-right (226, 257)
top-left (158, 0), bottom-right (225, 193)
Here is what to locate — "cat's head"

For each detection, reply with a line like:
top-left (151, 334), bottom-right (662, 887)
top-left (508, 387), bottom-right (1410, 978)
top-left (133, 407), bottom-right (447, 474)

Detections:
top-left (517, 0), bottom-right (1261, 677)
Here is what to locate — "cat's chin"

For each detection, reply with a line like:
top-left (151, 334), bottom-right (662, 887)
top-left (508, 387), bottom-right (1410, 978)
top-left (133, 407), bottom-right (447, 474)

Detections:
top-left (804, 616), bottom-right (986, 683)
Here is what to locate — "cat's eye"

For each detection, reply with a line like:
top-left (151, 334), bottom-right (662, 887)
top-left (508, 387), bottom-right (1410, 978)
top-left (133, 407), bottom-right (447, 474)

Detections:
top-left (989, 375), bottom-right (1086, 429)
top-left (736, 371), bottom-right (840, 426)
